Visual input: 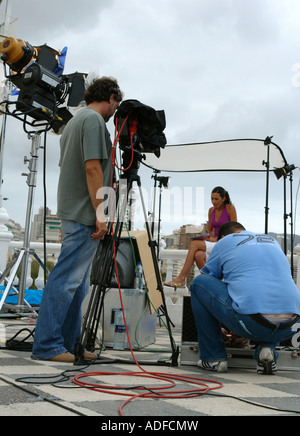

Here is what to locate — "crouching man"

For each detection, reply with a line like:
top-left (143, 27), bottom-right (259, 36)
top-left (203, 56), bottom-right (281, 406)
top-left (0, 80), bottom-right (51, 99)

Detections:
top-left (190, 222), bottom-right (300, 374)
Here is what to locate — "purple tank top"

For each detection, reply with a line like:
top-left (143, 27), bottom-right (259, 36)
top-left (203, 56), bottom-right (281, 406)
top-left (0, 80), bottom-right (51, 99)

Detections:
top-left (210, 206), bottom-right (230, 238)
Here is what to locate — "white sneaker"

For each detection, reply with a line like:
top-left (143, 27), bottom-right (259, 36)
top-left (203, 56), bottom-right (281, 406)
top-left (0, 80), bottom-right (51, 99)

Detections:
top-left (197, 359), bottom-right (228, 373)
top-left (256, 347), bottom-right (277, 375)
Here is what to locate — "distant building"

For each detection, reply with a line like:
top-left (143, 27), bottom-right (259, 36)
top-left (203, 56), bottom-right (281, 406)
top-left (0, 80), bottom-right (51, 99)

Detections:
top-left (163, 230), bottom-right (180, 249)
top-left (5, 219), bottom-right (23, 241)
top-left (163, 223), bottom-right (208, 249)
top-left (31, 207), bottom-right (62, 243)
top-left (178, 223), bottom-right (208, 249)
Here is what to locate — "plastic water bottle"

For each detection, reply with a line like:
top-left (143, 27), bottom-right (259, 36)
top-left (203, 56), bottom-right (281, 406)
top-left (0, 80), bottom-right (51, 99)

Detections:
top-left (134, 261), bottom-right (143, 290)
top-left (113, 309), bottom-right (126, 350)
top-left (113, 325), bottom-right (126, 350)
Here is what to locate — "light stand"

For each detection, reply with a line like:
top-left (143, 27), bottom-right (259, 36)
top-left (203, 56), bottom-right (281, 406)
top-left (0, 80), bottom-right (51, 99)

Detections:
top-left (151, 171), bottom-right (169, 261)
top-left (263, 136), bottom-right (273, 234)
top-left (0, 131), bottom-right (48, 313)
top-left (0, 35), bottom-right (87, 314)
top-left (289, 170), bottom-right (295, 276)
top-left (150, 170), bottom-right (159, 239)
top-left (274, 163), bottom-right (296, 276)
top-left (0, 83), bottom-right (9, 204)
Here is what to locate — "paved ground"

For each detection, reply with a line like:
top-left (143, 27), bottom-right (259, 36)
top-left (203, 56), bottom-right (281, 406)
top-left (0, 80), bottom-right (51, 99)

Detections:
top-left (1, 315), bottom-right (300, 419)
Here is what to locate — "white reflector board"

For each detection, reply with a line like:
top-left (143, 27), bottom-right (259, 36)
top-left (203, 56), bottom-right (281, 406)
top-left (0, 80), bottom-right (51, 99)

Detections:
top-left (142, 139), bottom-right (287, 173)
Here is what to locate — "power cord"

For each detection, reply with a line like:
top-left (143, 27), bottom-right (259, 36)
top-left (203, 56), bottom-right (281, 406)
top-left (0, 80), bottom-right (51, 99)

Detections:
top-left (0, 375), bottom-right (88, 416)
top-left (5, 327), bottom-right (35, 351)
top-left (204, 390), bottom-right (300, 415)
top-left (42, 130), bottom-right (48, 285)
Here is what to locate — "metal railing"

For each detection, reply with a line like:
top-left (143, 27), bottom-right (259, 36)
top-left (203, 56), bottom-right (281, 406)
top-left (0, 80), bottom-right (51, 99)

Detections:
top-left (6, 240), bottom-right (300, 290)
top-left (3, 240), bottom-right (300, 326)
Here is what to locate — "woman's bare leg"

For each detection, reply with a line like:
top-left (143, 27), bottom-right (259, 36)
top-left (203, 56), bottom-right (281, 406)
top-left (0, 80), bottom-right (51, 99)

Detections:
top-left (195, 250), bottom-right (206, 270)
top-left (165, 240), bottom-right (206, 286)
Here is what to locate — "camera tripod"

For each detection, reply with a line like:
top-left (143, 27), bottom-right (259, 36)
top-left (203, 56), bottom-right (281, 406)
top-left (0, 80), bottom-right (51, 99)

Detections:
top-left (75, 153), bottom-right (179, 366)
top-left (0, 131), bottom-right (48, 313)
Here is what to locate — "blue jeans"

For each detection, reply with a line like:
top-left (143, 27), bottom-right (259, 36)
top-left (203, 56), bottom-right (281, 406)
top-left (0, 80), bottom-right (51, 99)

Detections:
top-left (32, 220), bottom-right (98, 359)
top-left (190, 274), bottom-right (296, 363)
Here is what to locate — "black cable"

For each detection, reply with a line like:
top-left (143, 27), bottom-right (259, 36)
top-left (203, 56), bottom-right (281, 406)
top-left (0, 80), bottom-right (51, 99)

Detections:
top-left (205, 391), bottom-right (300, 415)
top-left (294, 168), bottom-right (300, 238)
top-left (7, 371), bottom-right (300, 416)
top-left (15, 365), bottom-right (91, 387)
top-left (5, 328), bottom-right (35, 351)
top-left (5, 332), bottom-right (300, 416)
top-left (0, 376), bottom-right (87, 416)
top-left (43, 130), bottom-right (47, 285)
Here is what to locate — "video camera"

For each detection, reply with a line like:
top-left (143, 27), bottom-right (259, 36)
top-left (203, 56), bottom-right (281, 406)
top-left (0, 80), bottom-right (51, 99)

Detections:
top-left (114, 99), bottom-right (167, 159)
top-left (0, 37), bottom-right (86, 132)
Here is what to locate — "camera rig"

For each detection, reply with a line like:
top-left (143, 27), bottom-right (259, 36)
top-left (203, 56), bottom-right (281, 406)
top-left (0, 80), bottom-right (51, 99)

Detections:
top-left (113, 99), bottom-right (167, 192)
top-left (76, 100), bottom-right (179, 366)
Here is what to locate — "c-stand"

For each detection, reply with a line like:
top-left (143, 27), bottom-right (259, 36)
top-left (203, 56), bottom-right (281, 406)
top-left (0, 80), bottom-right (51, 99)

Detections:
top-left (75, 151), bottom-right (179, 366)
top-left (0, 131), bottom-right (49, 313)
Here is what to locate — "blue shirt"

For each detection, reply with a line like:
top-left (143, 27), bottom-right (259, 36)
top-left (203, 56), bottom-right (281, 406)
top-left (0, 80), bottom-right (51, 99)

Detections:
top-left (201, 231), bottom-right (300, 315)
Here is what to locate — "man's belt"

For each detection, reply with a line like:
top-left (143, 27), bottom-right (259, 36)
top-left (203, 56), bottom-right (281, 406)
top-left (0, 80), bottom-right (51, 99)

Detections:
top-left (250, 313), bottom-right (300, 330)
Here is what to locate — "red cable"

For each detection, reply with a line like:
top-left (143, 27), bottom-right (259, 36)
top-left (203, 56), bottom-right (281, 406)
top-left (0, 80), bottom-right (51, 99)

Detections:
top-left (73, 370), bottom-right (223, 416)
top-left (112, 116), bottom-right (135, 172)
top-left (73, 122), bottom-right (224, 416)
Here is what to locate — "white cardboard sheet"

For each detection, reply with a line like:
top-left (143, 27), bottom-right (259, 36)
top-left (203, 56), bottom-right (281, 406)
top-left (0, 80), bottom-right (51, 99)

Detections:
top-left (142, 139), bottom-right (287, 173)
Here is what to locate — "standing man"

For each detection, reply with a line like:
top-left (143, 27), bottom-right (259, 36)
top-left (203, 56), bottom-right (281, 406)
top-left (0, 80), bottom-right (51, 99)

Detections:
top-left (190, 221), bottom-right (300, 374)
top-left (32, 77), bottom-right (123, 362)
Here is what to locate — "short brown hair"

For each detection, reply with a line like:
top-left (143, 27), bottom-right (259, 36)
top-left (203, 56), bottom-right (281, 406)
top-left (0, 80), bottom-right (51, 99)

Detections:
top-left (218, 222), bottom-right (245, 240)
top-left (84, 76), bottom-right (123, 105)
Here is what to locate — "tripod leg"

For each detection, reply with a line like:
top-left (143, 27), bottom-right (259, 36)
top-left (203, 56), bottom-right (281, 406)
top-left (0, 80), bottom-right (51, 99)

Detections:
top-left (31, 250), bottom-right (49, 275)
top-left (0, 249), bottom-right (25, 312)
top-left (136, 180), bottom-right (179, 366)
top-left (75, 170), bottom-right (179, 366)
top-left (75, 223), bottom-right (126, 362)
top-left (75, 178), bottom-right (134, 363)
top-left (1, 277), bottom-right (38, 315)
top-left (0, 251), bottom-right (19, 283)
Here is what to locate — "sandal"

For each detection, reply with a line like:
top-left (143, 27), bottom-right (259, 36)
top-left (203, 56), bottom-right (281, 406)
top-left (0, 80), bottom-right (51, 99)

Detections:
top-left (164, 278), bottom-right (186, 288)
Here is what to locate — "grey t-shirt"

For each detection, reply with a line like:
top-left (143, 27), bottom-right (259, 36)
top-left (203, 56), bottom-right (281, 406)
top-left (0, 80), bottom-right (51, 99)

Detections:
top-left (57, 107), bottom-right (112, 226)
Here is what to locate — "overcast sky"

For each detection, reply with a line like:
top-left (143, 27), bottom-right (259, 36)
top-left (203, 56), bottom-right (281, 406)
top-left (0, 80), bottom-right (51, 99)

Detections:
top-left (0, 0), bottom-right (299, 236)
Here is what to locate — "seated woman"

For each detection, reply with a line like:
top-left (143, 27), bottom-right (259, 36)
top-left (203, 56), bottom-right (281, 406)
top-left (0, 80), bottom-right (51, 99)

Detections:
top-left (164, 186), bottom-right (237, 287)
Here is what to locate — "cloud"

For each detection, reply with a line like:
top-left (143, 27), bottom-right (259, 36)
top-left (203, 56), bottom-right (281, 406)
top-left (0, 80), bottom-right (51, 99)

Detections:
top-left (6, 0), bottom-right (114, 42)
top-left (0, 0), bottom-right (299, 235)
